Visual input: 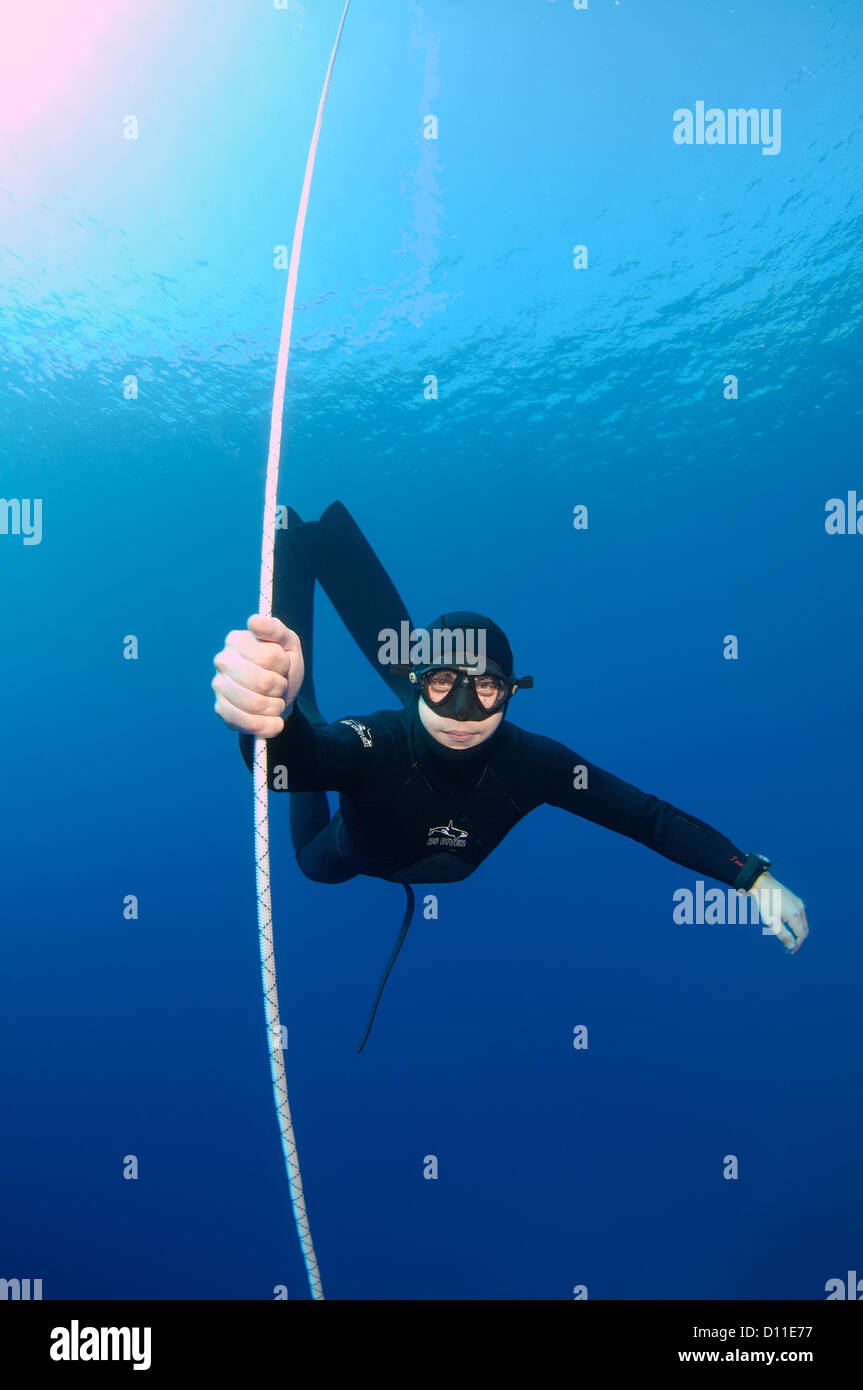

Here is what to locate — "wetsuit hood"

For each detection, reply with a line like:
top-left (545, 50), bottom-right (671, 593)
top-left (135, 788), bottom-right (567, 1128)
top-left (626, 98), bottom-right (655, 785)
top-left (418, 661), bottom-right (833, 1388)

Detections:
top-left (418, 610), bottom-right (515, 680)
top-left (409, 609), bottom-right (528, 735)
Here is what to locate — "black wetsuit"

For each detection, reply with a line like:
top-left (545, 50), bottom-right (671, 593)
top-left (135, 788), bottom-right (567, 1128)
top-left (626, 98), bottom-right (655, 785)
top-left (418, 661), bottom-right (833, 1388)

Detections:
top-left (237, 502), bottom-right (749, 890)
top-left (240, 701), bottom-right (747, 888)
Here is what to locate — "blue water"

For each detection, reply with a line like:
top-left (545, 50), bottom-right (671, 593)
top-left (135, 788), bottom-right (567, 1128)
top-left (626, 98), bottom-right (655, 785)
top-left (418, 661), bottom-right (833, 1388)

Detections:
top-left (2, 0), bottom-right (862, 1301)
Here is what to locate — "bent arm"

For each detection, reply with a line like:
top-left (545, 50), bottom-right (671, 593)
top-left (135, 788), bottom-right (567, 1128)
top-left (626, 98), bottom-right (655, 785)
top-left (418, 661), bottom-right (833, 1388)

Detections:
top-left (238, 703), bottom-right (381, 793)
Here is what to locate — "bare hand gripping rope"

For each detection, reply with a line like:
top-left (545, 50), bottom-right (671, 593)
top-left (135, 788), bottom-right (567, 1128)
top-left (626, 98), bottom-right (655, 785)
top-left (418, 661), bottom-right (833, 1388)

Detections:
top-left (253, 0), bottom-right (351, 1304)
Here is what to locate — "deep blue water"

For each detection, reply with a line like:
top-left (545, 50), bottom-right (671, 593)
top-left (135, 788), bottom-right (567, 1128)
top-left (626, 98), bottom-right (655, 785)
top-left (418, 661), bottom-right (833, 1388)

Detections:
top-left (2, 0), bottom-right (862, 1301)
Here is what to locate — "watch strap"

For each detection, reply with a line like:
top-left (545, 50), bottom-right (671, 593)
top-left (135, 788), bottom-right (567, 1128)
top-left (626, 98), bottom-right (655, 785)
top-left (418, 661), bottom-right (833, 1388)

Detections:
top-left (734, 852), bottom-right (771, 892)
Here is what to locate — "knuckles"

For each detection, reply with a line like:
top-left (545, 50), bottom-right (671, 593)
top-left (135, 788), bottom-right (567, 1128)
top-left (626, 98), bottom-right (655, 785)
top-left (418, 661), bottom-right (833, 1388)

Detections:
top-left (213, 628), bottom-right (294, 737)
top-left (216, 636), bottom-right (292, 681)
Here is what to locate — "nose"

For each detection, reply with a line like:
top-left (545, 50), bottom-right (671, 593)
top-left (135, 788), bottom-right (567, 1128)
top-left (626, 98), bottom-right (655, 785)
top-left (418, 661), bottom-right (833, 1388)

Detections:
top-left (450, 684), bottom-right (474, 721)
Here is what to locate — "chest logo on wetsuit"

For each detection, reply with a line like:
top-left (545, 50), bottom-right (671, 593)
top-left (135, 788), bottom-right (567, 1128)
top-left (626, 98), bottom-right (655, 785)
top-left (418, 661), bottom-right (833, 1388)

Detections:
top-left (427, 819), bottom-right (469, 849)
top-left (339, 718), bottom-right (373, 747)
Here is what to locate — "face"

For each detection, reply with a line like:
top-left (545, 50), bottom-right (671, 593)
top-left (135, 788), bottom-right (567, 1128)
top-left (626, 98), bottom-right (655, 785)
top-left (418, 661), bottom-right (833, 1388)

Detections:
top-left (418, 695), bottom-right (504, 749)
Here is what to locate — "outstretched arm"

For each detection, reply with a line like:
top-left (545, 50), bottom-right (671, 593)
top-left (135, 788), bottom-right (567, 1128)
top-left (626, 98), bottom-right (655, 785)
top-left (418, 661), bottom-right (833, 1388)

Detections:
top-left (533, 732), bottom-right (809, 953)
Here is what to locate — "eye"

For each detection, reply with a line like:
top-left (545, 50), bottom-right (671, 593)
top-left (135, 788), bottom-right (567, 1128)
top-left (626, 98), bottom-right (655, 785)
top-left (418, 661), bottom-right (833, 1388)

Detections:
top-left (426, 670), bottom-right (456, 693)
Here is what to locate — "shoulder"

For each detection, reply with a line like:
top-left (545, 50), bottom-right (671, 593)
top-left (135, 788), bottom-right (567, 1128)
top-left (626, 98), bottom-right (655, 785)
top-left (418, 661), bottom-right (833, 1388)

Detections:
top-left (331, 708), bottom-right (408, 750)
top-left (493, 719), bottom-right (574, 765)
top-left (490, 720), bottom-right (582, 797)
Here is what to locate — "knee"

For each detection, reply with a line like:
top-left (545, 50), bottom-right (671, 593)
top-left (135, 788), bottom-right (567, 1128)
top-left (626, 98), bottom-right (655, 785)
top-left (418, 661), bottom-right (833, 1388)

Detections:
top-left (295, 845), bottom-right (357, 886)
top-left (295, 847), bottom-right (328, 883)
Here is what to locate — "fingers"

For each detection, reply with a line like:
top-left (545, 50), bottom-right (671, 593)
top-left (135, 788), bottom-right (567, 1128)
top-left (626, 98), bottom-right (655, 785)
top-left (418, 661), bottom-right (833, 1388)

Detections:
top-left (212, 668), bottom-right (286, 719)
top-left (222, 624), bottom-right (294, 678)
top-left (752, 878), bottom-right (810, 956)
top-left (754, 886), bottom-right (795, 950)
top-left (764, 902), bottom-right (809, 955)
top-left (785, 904), bottom-right (809, 955)
top-left (212, 617), bottom-right (299, 736)
top-left (247, 613), bottom-right (302, 656)
top-left (765, 917), bottom-right (797, 951)
top-left (216, 637), bottom-right (290, 696)
top-left (212, 686), bottom-right (285, 738)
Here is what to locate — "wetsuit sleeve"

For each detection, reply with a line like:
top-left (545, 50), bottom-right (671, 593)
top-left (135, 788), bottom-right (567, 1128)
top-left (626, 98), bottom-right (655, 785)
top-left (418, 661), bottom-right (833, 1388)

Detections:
top-left (237, 705), bottom-right (385, 793)
top-left (532, 733), bottom-right (749, 887)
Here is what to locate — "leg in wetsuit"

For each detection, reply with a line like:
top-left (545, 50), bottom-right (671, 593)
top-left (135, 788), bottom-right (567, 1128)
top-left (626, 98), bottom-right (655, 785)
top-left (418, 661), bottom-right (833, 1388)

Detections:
top-left (272, 501), bottom-right (414, 884)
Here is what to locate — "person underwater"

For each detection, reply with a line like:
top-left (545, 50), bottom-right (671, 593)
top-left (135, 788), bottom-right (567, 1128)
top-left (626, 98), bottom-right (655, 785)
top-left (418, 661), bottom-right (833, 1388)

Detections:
top-left (212, 501), bottom-right (809, 1048)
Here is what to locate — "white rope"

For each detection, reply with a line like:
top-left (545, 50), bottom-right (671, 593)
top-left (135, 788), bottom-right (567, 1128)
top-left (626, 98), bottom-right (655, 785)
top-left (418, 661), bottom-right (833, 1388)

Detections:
top-left (253, 0), bottom-right (351, 1303)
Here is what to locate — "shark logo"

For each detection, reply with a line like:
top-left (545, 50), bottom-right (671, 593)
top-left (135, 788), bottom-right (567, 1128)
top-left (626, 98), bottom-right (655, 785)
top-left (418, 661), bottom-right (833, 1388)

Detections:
top-left (427, 819), bottom-right (469, 849)
top-left (339, 718), bottom-right (373, 748)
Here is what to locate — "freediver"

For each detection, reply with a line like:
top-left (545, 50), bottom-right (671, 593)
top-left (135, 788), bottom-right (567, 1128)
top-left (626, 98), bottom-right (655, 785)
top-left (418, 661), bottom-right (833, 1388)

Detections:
top-left (212, 501), bottom-right (808, 1047)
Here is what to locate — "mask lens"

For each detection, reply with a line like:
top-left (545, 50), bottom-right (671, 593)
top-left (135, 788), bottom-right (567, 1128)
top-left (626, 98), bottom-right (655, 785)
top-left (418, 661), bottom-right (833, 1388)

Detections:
top-left (472, 674), bottom-right (507, 709)
top-left (420, 667), bottom-right (508, 715)
top-left (422, 668), bottom-right (458, 705)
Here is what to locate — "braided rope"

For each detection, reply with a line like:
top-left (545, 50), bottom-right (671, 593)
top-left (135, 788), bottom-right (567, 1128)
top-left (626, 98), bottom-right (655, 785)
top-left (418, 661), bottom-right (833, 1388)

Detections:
top-left (253, 0), bottom-right (351, 1303)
